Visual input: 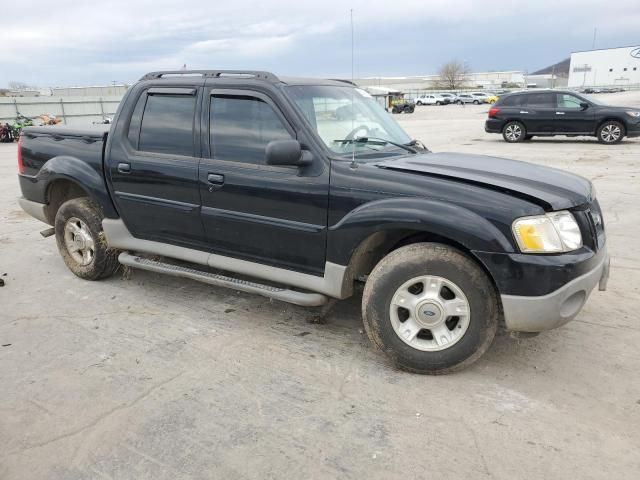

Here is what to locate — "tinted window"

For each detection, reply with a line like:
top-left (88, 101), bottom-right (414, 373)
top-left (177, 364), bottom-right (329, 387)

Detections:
top-left (138, 94), bottom-right (196, 156)
top-left (210, 95), bottom-right (292, 165)
top-left (526, 93), bottom-right (555, 107)
top-left (499, 95), bottom-right (526, 107)
top-left (557, 94), bottom-right (583, 109)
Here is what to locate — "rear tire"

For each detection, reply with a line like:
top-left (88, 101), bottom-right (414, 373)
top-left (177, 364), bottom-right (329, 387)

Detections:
top-left (597, 120), bottom-right (624, 144)
top-left (473, 100), bottom-right (480, 105)
top-left (502, 121), bottom-right (526, 142)
top-left (362, 243), bottom-right (498, 374)
top-left (55, 198), bottom-right (120, 280)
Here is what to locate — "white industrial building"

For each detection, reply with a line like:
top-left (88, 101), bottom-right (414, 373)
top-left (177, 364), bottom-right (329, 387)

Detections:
top-left (568, 45), bottom-right (640, 87)
top-left (356, 71), bottom-right (525, 93)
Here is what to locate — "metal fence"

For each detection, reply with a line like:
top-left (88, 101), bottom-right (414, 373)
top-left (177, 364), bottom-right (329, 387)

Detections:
top-left (0, 96), bottom-right (123, 126)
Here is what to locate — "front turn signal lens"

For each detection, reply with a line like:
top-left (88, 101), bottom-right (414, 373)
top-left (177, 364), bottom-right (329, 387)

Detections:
top-left (512, 211), bottom-right (582, 253)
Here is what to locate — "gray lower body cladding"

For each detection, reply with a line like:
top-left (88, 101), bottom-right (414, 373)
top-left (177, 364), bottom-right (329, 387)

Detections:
top-left (102, 218), bottom-right (351, 300)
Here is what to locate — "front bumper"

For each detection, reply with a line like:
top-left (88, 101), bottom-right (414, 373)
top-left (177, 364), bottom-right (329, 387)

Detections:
top-left (626, 120), bottom-right (640, 138)
top-left (500, 248), bottom-right (610, 332)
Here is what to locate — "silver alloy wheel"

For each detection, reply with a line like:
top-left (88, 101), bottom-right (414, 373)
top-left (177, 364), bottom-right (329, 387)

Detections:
top-left (63, 217), bottom-right (95, 266)
top-left (601, 124), bottom-right (621, 143)
top-left (389, 275), bottom-right (471, 352)
top-left (504, 123), bottom-right (522, 141)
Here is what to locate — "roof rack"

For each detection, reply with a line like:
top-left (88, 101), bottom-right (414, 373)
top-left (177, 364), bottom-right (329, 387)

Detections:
top-left (139, 70), bottom-right (280, 82)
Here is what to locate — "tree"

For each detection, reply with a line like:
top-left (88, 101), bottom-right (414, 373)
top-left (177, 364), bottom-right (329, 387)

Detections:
top-left (437, 61), bottom-right (470, 89)
top-left (8, 81), bottom-right (32, 91)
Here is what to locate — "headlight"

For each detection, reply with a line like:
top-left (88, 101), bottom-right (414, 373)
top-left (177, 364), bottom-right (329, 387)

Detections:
top-left (627, 111), bottom-right (640, 118)
top-left (512, 211), bottom-right (582, 253)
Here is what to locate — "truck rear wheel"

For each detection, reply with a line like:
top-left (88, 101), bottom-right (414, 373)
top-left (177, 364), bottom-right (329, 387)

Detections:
top-left (55, 198), bottom-right (120, 280)
top-left (362, 243), bottom-right (498, 374)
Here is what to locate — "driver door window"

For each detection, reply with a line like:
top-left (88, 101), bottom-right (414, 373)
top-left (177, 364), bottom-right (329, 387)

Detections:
top-left (210, 95), bottom-right (292, 165)
top-left (557, 94), bottom-right (583, 110)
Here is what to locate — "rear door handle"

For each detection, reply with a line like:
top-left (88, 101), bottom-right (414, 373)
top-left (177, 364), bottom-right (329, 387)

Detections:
top-left (207, 173), bottom-right (225, 184)
top-left (556, 111), bottom-right (565, 115)
top-left (117, 162), bottom-right (131, 173)
top-left (519, 110), bottom-right (529, 114)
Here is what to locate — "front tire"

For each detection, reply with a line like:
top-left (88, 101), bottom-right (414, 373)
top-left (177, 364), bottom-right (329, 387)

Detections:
top-left (597, 120), bottom-right (624, 144)
top-left (55, 198), bottom-right (120, 280)
top-left (473, 100), bottom-right (480, 105)
top-left (502, 121), bottom-right (526, 142)
top-left (362, 243), bottom-right (498, 374)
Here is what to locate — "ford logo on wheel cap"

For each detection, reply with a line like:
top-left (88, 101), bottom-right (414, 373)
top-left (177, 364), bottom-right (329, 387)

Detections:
top-left (631, 47), bottom-right (640, 59)
top-left (423, 310), bottom-right (436, 316)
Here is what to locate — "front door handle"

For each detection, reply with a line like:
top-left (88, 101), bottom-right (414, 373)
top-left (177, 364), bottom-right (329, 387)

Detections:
top-left (519, 110), bottom-right (529, 114)
top-left (117, 162), bottom-right (131, 173)
top-left (207, 173), bottom-right (225, 184)
top-left (556, 111), bottom-right (565, 115)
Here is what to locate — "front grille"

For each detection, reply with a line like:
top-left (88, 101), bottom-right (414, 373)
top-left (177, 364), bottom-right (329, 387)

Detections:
top-left (585, 199), bottom-right (605, 250)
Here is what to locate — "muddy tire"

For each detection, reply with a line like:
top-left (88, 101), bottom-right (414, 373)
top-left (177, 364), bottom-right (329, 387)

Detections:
top-left (362, 243), bottom-right (498, 374)
top-left (55, 197), bottom-right (120, 280)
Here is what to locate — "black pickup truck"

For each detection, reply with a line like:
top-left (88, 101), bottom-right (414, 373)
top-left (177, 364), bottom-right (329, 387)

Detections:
top-left (17, 70), bottom-right (610, 374)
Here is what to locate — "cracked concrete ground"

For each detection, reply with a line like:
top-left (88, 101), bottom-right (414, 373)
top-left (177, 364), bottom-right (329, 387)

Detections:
top-left (1, 91), bottom-right (639, 479)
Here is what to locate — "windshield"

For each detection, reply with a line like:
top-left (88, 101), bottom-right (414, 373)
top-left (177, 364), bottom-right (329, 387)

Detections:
top-left (285, 85), bottom-right (412, 155)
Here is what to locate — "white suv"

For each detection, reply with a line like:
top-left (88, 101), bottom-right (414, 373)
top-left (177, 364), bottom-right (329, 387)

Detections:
top-left (415, 94), bottom-right (449, 106)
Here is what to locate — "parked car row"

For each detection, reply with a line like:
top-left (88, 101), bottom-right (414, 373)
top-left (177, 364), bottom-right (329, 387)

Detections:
top-left (415, 90), bottom-right (510, 106)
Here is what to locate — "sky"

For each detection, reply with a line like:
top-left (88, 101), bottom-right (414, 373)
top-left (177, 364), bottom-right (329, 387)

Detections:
top-left (1, 0), bottom-right (639, 88)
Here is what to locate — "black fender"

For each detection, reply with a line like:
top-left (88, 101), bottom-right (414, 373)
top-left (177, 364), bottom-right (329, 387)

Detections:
top-left (327, 197), bottom-right (515, 266)
top-left (36, 156), bottom-right (119, 218)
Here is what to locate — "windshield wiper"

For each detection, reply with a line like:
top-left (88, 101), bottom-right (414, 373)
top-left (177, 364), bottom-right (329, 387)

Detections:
top-left (334, 136), bottom-right (418, 154)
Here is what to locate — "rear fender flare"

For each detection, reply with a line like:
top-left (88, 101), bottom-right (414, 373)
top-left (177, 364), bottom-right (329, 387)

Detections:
top-left (37, 156), bottom-right (118, 218)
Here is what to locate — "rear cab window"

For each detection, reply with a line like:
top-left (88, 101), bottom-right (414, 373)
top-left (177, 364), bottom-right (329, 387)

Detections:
top-left (525, 92), bottom-right (556, 108)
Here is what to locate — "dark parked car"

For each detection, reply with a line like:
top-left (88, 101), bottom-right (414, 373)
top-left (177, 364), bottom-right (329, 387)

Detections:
top-left (485, 90), bottom-right (640, 144)
top-left (17, 70), bottom-right (609, 374)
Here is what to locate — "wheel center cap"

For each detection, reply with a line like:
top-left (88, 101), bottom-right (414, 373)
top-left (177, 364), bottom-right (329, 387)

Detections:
top-left (74, 235), bottom-right (86, 249)
top-left (416, 301), bottom-right (444, 327)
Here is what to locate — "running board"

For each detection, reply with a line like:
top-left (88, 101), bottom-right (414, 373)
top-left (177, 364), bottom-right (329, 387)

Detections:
top-left (118, 253), bottom-right (328, 307)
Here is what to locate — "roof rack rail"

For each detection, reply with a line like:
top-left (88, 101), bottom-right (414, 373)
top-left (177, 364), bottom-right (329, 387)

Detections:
top-left (139, 70), bottom-right (280, 82)
top-left (330, 79), bottom-right (357, 86)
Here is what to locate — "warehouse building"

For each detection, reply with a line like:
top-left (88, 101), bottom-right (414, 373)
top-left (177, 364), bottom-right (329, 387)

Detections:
top-left (568, 45), bottom-right (640, 87)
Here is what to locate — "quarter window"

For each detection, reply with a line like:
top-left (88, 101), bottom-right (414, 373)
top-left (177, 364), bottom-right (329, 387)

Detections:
top-left (210, 95), bottom-right (292, 165)
top-left (138, 94), bottom-right (196, 156)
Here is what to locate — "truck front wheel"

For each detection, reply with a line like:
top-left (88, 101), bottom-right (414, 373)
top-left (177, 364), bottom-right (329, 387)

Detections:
top-left (55, 197), bottom-right (120, 280)
top-left (362, 243), bottom-right (498, 374)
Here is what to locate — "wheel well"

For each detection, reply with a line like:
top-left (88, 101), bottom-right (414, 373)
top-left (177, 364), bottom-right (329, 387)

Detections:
top-left (597, 117), bottom-right (627, 134)
top-left (348, 229), bottom-right (500, 295)
top-left (44, 179), bottom-right (89, 224)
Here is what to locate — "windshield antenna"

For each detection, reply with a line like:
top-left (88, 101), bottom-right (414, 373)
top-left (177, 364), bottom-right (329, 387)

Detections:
top-left (350, 8), bottom-right (357, 169)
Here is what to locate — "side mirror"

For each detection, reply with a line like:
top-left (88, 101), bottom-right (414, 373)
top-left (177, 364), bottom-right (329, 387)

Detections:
top-left (580, 102), bottom-right (589, 110)
top-left (265, 139), bottom-right (311, 167)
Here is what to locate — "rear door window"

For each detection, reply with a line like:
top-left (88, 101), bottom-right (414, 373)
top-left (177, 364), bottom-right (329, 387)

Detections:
top-left (499, 95), bottom-right (526, 107)
top-left (525, 93), bottom-right (555, 108)
top-left (138, 93), bottom-right (196, 156)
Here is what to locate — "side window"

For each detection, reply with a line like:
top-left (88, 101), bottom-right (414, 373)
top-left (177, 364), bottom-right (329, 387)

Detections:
top-left (557, 94), bottom-right (583, 109)
top-left (210, 95), bottom-right (293, 165)
top-left (526, 93), bottom-right (555, 107)
top-left (138, 94), bottom-right (196, 156)
top-left (500, 95), bottom-right (525, 107)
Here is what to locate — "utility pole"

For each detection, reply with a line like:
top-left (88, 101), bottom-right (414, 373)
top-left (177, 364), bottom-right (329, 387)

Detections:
top-left (592, 28), bottom-right (597, 50)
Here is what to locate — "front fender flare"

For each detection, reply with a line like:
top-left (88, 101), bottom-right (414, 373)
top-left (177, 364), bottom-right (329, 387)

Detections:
top-left (327, 197), bottom-right (515, 265)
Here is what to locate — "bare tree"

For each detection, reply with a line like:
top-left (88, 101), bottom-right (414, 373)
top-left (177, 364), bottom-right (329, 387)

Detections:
top-left (437, 61), bottom-right (470, 89)
top-left (8, 81), bottom-right (32, 91)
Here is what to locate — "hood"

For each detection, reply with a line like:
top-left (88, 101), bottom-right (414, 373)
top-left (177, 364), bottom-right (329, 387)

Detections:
top-left (376, 152), bottom-right (593, 210)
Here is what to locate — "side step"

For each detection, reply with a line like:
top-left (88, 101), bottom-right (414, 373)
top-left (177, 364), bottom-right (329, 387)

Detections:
top-left (118, 253), bottom-right (328, 307)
